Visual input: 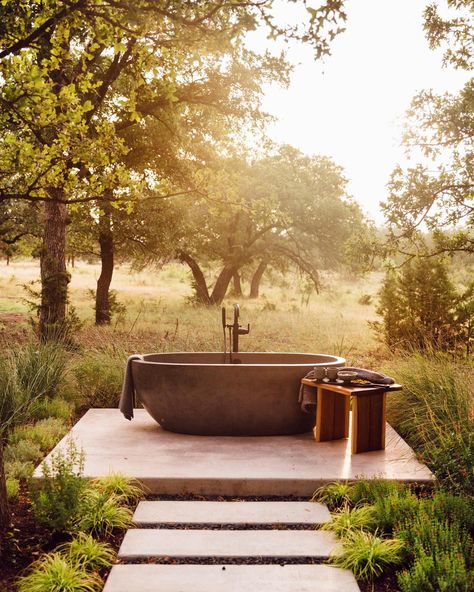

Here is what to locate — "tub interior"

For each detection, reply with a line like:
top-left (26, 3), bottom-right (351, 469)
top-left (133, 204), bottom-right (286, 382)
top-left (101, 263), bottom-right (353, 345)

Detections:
top-left (142, 352), bottom-right (343, 366)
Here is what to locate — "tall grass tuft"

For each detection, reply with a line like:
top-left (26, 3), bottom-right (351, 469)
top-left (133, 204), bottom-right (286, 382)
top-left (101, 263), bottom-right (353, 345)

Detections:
top-left (384, 352), bottom-right (474, 495)
top-left (0, 342), bottom-right (69, 436)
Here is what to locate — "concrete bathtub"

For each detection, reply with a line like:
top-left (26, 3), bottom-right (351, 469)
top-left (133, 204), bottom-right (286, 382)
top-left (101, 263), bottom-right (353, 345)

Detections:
top-left (131, 352), bottom-right (345, 436)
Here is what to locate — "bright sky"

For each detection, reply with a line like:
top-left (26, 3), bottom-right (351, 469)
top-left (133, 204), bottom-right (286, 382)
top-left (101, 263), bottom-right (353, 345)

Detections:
top-left (248, 0), bottom-right (470, 224)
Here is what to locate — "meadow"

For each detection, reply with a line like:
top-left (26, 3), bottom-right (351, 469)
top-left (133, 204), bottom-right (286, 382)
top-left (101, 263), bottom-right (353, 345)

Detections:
top-left (0, 259), bottom-right (383, 365)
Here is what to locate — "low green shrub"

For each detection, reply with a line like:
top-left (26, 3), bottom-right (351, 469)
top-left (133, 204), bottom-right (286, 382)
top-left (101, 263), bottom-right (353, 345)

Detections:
top-left (9, 418), bottom-right (68, 452)
top-left (372, 490), bottom-right (420, 532)
top-left (5, 459), bottom-right (35, 480)
top-left (6, 476), bottom-right (20, 500)
top-left (72, 354), bottom-right (123, 408)
top-left (311, 481), bottom-right (352, 510)
top-left (57, 533), bottom-right (115, 571)
top-left (426, 432), bottom-right (474, 496)
top-left (75, 490), bottom-right (133, 537)
top-left (92, 473), bottom-right (144, 505)
top-left (17, 552), bottom-right (102, 592)
top-left (348, 479), bottom-right (406, 506)
top-left (322, 505), bottom-right (377, 537)
top-left (5, 439), bottom-right (43, 464)
top-left (31, 439), bottom-right (86, 531)
top-left (331, 530), bottom-right (404, 581)
top-left (396, 515), bottom-right (474, 592)
top-left (31, 397), bottom-right (73, 421)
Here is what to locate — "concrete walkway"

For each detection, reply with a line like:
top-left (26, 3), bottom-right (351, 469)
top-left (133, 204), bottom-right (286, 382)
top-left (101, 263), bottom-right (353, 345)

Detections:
top-left (103, 500), bottom-right (360, 592)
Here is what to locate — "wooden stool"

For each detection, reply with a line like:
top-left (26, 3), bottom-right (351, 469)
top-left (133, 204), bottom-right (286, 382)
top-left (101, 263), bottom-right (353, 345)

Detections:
top-left (301, 379), bottom-right (402, 454)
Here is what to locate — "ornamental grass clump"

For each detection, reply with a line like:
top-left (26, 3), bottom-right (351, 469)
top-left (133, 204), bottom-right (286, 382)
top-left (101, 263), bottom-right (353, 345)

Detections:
top-left (311, 481), bottom-right (352, 510)
top-left (76, 489), bottom-right (134, 537)
top-left (91, 473), bottom-right (144, 505)
top-left (17, 552), bottom-right (102, 592)
top-left (57, 533), bottom-right (115, 571)
top-left (331, 530), bottom-right (404, 581)
top-left (322, 505), bottom-right (378, 537)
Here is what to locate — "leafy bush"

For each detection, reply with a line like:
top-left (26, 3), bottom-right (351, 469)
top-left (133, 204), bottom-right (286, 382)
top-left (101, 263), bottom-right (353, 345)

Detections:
top-left (5, 459), bottom-right (35, 480)
top-left (17, 553), bottom-right (102, 592)
top-left (372, 490), bottom-right (420, 532)
top-left (6, 477), bottom-right (20, 500)
top-left (385, 353), bottom-right (474, 495)
top-left (31, 397), bottom-right (73, 421)
top-left (396, 514), bottom-right (474, 592)
top-left (348, 479), bottom-right (405, 506)
top-left (331, 530), bottom-right (404, 581)
top-left (72, 354), bottom-right (123, 408)
top-left (374, 257), bottom-right (472, 352)
top-left (9, 418), bottom-right (68, 452)
top-left (5, 439), bottom-right (43, 464)
top-left (75, 490), bottom-right (133, 537)
top-left (31, 440), bottom-right (86, 531)
top-left (57, 533), bottom-right (115, 571)
top-left (91, 473), bottom-right (144, 505)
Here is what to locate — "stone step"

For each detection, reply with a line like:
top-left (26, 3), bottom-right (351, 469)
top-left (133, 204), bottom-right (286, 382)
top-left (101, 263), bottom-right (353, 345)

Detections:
top-left (103, 564), bottom-right (360, 592)
top-left (133, 501), bottom-right (331, 526)
top-left (118, 528), bottom-right (339, 560)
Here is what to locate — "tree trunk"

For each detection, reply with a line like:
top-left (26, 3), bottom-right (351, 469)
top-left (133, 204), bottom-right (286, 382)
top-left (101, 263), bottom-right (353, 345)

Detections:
top-left (95, 204), bottom-right (114, 325)
top-left (179, 252), bottom-right (211, 304)
top-left (232, 272), bottom-right (243, 297)
top-left (210, 264), bottom-right (236, 305)
top-left (39, 198), bottom-right (70, 340)
top-left (249, 260), bottom-right (268, 298)
top-left (0, 440), bottom-right (10, 538)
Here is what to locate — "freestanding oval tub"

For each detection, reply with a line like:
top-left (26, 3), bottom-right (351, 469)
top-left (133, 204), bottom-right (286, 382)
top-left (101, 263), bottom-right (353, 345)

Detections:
top-left (131, 352), bottom-right (345, 436)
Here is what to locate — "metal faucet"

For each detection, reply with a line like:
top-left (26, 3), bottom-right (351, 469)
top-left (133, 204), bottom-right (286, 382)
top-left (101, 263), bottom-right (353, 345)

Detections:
top-left (221, 304), bottom-right (250, 360)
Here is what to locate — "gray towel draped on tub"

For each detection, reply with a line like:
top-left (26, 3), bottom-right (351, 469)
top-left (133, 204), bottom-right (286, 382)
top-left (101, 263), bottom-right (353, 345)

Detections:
top-left (119, 354), bottom-right (144, 420)
top-left (298, 367), bottom-right (395, 413)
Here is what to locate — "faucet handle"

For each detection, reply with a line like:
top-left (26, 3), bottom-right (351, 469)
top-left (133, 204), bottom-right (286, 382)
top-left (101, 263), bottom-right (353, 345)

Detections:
top-left (238, 323), bottom-right (250, 335)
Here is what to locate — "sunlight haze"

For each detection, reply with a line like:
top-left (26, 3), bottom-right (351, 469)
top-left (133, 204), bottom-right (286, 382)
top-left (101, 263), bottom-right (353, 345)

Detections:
top-left (248, 0), bottom-right (470, 223)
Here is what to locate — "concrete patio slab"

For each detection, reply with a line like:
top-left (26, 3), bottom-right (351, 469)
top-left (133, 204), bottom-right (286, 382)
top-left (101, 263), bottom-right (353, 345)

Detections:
top-left (103, 564), bottom-right (360, 592)
top-left (34, 409), bottom-right (434, 495)
top-left (118, 528), bottom-right (339, 560)
top-left (133, 501), bottom-right (331, 525)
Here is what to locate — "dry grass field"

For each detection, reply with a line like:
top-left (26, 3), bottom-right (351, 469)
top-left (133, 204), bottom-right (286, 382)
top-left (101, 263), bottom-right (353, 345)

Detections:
top-left (0, 259), bottom-right (385, 365)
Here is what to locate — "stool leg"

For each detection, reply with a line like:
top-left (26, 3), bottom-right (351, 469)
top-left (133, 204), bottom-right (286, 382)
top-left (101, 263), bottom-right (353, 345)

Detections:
top-left (351, 389), bottom-right (386, 453)
top-left (315, 388), bottom-right (349, 442)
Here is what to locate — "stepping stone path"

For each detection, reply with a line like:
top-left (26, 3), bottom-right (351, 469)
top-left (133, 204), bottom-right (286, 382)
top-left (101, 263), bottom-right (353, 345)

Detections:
top-left (103, 500), bottom-right (361, 592)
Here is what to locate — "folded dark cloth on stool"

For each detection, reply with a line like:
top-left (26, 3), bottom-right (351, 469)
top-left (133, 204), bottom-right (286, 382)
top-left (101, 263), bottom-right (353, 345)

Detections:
top-left (119, 354), bottom-right (144, 420)
top-left (298, 367), bottom-right (395, 413)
